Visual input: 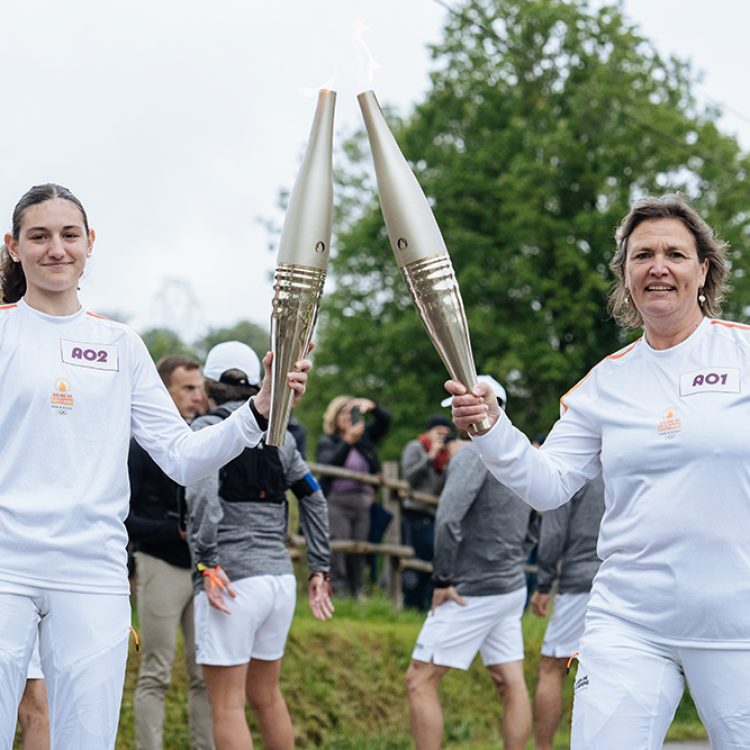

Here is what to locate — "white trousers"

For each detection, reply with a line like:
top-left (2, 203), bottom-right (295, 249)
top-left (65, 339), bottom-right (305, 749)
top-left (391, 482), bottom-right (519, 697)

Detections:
top-left (0, 584), bottom-right (130, 750)
top-left (572, 615), bottom-right (750, 750)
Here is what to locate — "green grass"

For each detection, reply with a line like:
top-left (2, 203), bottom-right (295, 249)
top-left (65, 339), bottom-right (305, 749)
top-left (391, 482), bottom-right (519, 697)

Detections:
top-left (96, 592), bottom-right (709, 749)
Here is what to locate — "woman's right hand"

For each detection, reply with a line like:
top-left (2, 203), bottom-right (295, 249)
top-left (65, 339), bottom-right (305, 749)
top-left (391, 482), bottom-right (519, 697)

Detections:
top-left (203, 567), bottom-right (236, 614)
top-left (444, 379), bottom-right (502, 434)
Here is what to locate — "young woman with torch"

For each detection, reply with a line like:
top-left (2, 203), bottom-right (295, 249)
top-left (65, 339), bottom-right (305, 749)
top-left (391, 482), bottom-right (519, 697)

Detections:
top-left (0, 183), bottom-right (311, 748)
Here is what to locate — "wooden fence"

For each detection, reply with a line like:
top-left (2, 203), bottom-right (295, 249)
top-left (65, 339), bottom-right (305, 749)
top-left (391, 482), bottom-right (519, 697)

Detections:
top-left (288, 460), bottom-right (437, 609)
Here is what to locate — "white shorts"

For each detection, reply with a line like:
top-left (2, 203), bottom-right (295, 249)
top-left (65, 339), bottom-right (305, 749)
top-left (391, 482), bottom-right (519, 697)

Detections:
top-left (572, 614), bottom-right (750, 750)
top-left (0, 583), bottom-right (130, 749)
top-left (26, 636), bottom-right (43, 680)
top-left (194, 574), bottom-right (296, 666)
top-left (411, 587), bottom-right (526, 670)
top-left (541, 592), bottom-right (590, 658)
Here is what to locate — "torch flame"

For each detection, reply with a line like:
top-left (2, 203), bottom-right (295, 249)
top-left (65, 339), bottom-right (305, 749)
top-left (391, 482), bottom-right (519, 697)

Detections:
top-left (353, 19), bottom-right (382, 91)
top-left (298, 78), bottom-right (336, 98)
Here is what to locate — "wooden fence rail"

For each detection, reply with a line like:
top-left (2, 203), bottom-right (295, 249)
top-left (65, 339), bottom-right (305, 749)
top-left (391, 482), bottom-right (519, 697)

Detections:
top-left (287, 461), bottom-right (437, 609)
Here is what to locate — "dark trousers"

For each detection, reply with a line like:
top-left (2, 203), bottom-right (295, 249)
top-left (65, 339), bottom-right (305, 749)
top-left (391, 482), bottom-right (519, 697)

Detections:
top-left (327, 491), bottom-right (372, 597)
top-left (401, 510), bottom-right (435, 611)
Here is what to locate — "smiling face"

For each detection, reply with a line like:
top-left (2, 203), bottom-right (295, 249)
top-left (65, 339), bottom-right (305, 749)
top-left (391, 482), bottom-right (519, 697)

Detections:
top-left (4, 198), bottom-right (94, 311)
top-left (625, 218), bottom-right (708, 338)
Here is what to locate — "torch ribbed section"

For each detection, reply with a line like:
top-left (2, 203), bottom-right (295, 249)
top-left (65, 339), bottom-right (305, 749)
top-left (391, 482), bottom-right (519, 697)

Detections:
top-left (401, 253), bottom-right (491, 432)
top-left (267, 263), bottom-right (327, 447)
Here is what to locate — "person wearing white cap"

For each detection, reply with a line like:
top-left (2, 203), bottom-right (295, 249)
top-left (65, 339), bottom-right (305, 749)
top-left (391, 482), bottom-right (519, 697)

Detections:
top-left (447, 196), bottom-right (750, 749)
top-left (186, 341), bottom-right (333, 750)
top-left (406, 379), bottom-right (537, 750)
top-left (0, 184), bottom-right (311, 749)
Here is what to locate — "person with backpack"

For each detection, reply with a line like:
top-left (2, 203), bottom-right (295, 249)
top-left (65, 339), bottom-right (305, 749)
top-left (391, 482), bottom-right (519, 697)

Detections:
top-left (186, 341), bottom-right (333, 750)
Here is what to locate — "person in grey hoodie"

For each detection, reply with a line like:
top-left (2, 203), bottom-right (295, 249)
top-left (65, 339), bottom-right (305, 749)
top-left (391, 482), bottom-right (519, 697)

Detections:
top-left (530, 474), bottom-right (605, 750)
top-left (405, 378), bottom-right (538, 750)
top-left (185, 342), bottom-right (333, 750)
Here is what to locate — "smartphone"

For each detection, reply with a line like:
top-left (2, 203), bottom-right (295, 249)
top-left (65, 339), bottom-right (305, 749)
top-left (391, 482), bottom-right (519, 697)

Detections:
top-left (350, 405), bottom-right (362, 425)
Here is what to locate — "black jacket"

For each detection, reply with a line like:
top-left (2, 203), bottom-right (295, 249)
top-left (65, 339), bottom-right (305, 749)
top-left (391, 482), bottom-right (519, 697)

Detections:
top-left (316, 405), bottom-right (391, 496)
top-left (125, 438), bottom-right (191, 568)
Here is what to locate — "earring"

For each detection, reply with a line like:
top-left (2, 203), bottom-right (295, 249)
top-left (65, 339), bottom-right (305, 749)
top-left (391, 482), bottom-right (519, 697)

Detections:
top-left (624, 291), bottom-right (631, 305)
top-left (698, 288), bottom-right (706, 306)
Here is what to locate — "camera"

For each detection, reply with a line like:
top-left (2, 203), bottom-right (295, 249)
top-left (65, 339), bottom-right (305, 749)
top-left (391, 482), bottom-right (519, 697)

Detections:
top-left (350, 405), bottom-right (362, 425)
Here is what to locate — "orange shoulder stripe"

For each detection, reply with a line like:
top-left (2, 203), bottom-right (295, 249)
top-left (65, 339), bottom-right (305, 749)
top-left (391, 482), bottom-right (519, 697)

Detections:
top-left (86, 311), bottom-right (112, 320)
top-left (710, 320), bottom-right (750, 331)
top-left (559, 339), bottom-right (640, 413)
top-left (0, 303), bottom-right (18, 310)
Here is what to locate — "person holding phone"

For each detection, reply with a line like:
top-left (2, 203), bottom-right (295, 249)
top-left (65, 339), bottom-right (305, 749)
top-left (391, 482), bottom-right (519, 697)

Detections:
top-left (317, 396), bottom-right (391, 598)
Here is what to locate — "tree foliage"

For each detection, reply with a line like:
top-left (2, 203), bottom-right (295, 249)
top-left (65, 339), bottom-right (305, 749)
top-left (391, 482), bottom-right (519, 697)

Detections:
top-left (140, 327), bottom-right (196, 363)
top-left (296, 0), bottom-right (750, 459)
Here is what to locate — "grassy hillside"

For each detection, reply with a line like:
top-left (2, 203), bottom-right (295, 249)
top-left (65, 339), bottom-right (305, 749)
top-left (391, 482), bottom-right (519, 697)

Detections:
top-left (102, 594), bottom-right (707, 749)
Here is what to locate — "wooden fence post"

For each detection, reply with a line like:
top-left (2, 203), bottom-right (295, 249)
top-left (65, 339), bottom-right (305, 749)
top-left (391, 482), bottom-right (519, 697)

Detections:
top-left (381, 461), bottom-right (403, 611)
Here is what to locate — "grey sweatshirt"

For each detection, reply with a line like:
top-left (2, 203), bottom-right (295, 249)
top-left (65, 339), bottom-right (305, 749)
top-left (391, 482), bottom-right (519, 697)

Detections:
top-left (401, 439), bottom-right (446, 516)
top-left (535, 473), bottom-right (605, 595)
top-left (186, 401), bottom-right (330, 593)
top-left (433, 442), bottom-right (538, 596)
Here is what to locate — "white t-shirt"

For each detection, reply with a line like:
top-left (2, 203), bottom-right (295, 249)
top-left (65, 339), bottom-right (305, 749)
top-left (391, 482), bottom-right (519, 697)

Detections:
top-left (473, 316), bottom-right (750, 646)
top-left (0, 299), bottom-right (263, 595)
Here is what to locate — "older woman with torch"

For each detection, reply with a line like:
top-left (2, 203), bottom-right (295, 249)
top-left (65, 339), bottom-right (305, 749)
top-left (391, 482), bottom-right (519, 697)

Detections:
top-left (447, 195), bottom-right (750, 750)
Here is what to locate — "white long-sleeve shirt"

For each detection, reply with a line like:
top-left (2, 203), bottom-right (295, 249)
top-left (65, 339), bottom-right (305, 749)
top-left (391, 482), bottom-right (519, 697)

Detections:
top-left (0, 299), bottom-right (263, 594)
top-left (473, 316), bottom-right (750, 646)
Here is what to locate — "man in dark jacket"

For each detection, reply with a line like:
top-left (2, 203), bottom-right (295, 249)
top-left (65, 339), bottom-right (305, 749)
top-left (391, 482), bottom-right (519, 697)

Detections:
top-left (126, 356), bottom-right (213, 750)
top-left (400, 414), bottom-right (453, 610)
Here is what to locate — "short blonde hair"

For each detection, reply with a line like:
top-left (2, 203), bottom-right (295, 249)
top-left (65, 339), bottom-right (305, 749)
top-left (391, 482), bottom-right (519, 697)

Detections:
top-left (322, 395), bottom-right (353, 435)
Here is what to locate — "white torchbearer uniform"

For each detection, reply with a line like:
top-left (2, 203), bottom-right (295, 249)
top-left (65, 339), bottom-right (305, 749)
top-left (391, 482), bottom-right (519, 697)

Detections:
top-left (0, 299), bottom-right (264, 749)
top-left (472, 317), bottom-right (750, 750)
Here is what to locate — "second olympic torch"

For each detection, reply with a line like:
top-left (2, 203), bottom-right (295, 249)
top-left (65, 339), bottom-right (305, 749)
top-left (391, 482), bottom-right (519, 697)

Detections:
top-left (267, 89), bottom-right (336, 447)
top-left (357, 90), bottom-right (490, 432)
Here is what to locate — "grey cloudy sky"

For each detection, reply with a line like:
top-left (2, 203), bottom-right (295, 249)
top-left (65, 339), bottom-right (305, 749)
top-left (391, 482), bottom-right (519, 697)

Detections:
top-left (1, 0), bottom-right (747, 341)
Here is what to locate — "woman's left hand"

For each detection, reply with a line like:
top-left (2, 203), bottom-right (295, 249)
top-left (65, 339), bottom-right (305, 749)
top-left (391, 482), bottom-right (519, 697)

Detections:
top-left (253, 347), bottom-right (314, 419)
top-left (308, 573), bottom-right (334, 621)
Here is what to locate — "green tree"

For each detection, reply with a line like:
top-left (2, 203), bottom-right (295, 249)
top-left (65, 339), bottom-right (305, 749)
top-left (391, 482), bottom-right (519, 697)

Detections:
top-left (194, 320), bottom-right (269, 361)
top-left (140, 327), bottom-right (196, 364)
top-left (298, 0), bottom-right (750, 458)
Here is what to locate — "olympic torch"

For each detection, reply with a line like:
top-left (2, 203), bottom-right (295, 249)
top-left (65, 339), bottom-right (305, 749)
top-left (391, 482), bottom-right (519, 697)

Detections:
top-left (357, 90), bottom-right (490, 432)
top-left (267, 89), bottom-right (336, 447)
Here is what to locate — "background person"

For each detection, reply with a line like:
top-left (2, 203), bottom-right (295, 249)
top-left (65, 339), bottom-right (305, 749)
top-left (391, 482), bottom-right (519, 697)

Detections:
top-left (0, 183), bottom-right (310, 749)
top-left (316, 396), bottom-right (391, 598)
top-left (400, 414), bottom-right (453, 611)
top-left (126, 355), bottom-right (213, 750)
top-left (405, 379), bottom-right (536, 750)
top-left (16, 639), bottom-right (48, 750)
top-left (447, 194), bottom-right (750, 750)
top-left (530, 474), bottom-right (605, 750)
top-left (186, 341), bottom-right (333, 750)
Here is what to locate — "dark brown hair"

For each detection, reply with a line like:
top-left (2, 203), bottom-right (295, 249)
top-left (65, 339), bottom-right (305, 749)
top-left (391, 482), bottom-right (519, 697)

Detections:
top-left (156, 356), bottom-right (201, 388)
top-left (1, 183), bottom-right (90, 303)
top-left (205, 373), bottom-right (259, 406)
